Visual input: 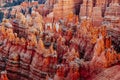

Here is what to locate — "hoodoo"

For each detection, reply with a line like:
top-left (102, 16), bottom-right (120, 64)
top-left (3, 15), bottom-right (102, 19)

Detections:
top-left (0, 0), bottom-right (120, 80)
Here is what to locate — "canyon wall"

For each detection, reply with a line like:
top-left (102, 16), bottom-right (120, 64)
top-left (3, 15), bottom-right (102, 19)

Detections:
top-left (53, 0), bottom-right (82, 20)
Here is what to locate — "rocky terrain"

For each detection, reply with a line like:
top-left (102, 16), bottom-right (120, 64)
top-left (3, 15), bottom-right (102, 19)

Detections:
top-left (0, 0), bottom-right (120, 80)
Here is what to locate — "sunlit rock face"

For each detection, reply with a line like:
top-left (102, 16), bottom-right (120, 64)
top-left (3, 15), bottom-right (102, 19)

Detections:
top-left (104, 0), bottom-right (120, 25)
top-left (53, 0), bottom-right (75, 20)
top-left (53, 0), bottom-right (82, 20)
top-left (93, 65), bottom-right (120, 80)
top-left (79, 0), bottom-right (93, 18)
top-left (79, 0), bottom-right (103, 26)
top-left (92, 6), bottom-right (103, 26)
top-left (79, 0), bottom-right (120, 26)
top-left (103, 0), bottom-right (120, 52)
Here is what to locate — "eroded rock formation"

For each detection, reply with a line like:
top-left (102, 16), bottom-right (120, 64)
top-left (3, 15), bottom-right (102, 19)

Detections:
top-left (0, 0), bottom-right (120, 80)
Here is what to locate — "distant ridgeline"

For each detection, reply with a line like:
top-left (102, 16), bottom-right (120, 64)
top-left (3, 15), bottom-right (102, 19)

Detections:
top-left (38, 0), bottom-right (47, 4)
top-left (3, 0), bottom-right (47, 7)
top-left (3, 0), bottom-right (25, 7)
